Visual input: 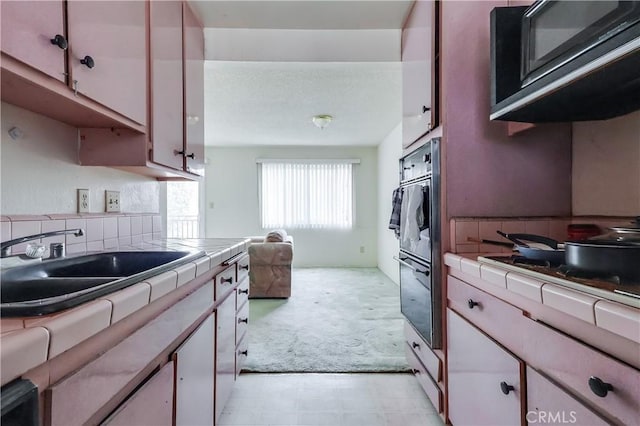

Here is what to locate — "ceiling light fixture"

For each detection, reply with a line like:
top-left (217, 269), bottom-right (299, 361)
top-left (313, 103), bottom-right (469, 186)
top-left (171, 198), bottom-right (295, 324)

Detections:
top-left (312, 114), bottom-right (333, 129)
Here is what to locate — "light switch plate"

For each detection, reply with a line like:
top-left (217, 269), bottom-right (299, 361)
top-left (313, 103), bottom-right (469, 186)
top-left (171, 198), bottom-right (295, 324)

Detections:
top-left (105, 190), bottom-right (120, 213)
top-left (77, 189), bottom-right (90, 213)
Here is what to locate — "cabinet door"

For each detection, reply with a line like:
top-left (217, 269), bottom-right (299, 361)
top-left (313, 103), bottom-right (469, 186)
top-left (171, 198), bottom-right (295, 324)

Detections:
top-left (102, 361), bottom-right (174, 426)
top-left (402, 0), bottom-right (437, 148)
top-left (1, 1), bottom-right (66, 82)
top-left (67, 1), bottom-right (146, 125)
top-left (174, 314), bottom-right (215, 426)
top-left (447, 309), bottom-right (524, 426)
top-left (150, 0), bottom-right (184, 171)
top-left (183, 2), bottom-right (205, 176)
top-left (526, 367), bottom-right (609, 426)
top-left (216, 293), bottom-right (236, 422)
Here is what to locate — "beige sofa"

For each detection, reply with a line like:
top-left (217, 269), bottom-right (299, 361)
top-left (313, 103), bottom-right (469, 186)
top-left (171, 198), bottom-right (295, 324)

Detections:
top-left (247, 235), bottom-right (293, 298)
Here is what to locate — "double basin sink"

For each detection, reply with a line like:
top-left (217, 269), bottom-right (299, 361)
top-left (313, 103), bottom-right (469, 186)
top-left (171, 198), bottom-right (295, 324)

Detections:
top-left (1, 250), bottom-right (206, 317)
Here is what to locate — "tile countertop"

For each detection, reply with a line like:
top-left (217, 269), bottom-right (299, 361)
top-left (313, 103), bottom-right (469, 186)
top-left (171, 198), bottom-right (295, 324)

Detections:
top-left (0, 238), bottom-right (250, 386)
top-left (444, 252), bottom-right (640, 346)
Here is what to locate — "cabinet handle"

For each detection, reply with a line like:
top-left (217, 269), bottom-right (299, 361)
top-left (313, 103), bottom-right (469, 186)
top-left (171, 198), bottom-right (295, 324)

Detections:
top-left (238, 289), bottom-right (249, 295)
top-left (588, 376), bottom-right (614, 398)
top-left (500, 382), bottom-right (514, 395)
top-left (422, 105), bottom-right (430, 113)
top-left (467, 299), bottom-right (479, 309)
top-left (238, 318), bottom-right (248, 324)
top-left (411, 342), bottom-right (420, 349)
top-left (175, 150), bottom-right (195, 159)
top-left (80, 55), bottom-right (95, 69)
top-left (240, 264), bottom-right (249, 271)
top-left (50, 34), bottom-right (68, 50)
top-left (239, 350), bottom-right (248, 356)
top-left (221, 277), bottom-right (233, 284)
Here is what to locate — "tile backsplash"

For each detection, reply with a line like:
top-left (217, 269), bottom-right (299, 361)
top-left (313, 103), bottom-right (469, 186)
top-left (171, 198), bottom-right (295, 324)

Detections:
top-left (1, 213), bottom-right (163, 257)
top-left (450, 216), bottom-right (635, 254)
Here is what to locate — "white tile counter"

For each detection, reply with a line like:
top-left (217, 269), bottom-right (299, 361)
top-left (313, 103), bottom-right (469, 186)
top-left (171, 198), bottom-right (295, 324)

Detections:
top-left (0, 238), bottom-right (249, 386)
top-left (444, 252), bottom-right (640, 345)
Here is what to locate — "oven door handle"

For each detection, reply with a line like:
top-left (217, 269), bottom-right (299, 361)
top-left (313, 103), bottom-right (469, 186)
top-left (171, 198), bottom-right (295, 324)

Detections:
top-left (393, 256), bottom-right (430, 275)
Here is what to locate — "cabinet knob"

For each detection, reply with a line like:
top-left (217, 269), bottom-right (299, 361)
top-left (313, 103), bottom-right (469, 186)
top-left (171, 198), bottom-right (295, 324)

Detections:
top-left (239, 350), bottom-right (248, 356)
top-left (240, 264), bottom-right (249, 270)
top-left (238, 318), bottom-right (248, 324)
top-left (412, 369), bottom-right (420, 375)
top-left (500, 382), bottom-right (514, 395)
top-left (422, 105), bottom-right (430, 114)
top-left (467, 299), bottom-right (479, 309)
top-left (238, 289), bottom-right (249, 295)
top-left (186, 153), bottom-right (195, 159)
top-left (50, 34), bottom-right (68, 50)
top-left (588, 376), bottom-right (613, 398)
top-left (221, 277), bottom-right (233, 284)
top-left (80, 55), bottom-right (95, 69)
top-left (412, 342), bottom-right (420, 349)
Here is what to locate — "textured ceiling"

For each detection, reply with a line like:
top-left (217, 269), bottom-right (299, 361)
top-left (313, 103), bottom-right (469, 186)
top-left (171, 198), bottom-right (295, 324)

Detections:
top-left (190, 1), bottom-right (413, 30)
top-left (191, 0), bottom-right (410, 147)
top-left (205, 61), bottom-right (401, 146)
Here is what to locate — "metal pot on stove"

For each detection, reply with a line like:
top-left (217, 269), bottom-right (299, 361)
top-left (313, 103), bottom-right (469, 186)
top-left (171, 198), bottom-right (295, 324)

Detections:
top-left (565, 217), bottom-right (640, 283)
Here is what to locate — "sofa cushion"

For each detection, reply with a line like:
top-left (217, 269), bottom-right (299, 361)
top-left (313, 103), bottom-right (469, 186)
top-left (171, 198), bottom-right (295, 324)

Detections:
top-left (264, 229), bottom-right (287, 242)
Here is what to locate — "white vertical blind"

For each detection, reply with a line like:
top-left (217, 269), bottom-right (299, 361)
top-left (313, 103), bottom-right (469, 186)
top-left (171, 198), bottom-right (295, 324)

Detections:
top-left (260, 162), bottom-right (354, 229)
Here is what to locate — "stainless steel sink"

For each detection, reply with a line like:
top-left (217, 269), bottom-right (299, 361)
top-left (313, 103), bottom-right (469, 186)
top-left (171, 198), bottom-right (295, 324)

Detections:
top-left (1, 250), bottom-right (206, 317)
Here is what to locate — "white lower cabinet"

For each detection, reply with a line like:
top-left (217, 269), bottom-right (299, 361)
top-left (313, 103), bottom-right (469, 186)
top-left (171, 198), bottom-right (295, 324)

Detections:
top-left (102, 361), bottom-right (174, 425)
top-left (447, 309), bottom-right (524, 426)
top-left (174, 314), bottom-right (215, 426)
top-left (215, 292), bottom-right (236, 423)
top-left (526, 366), bottom-right (609, 426)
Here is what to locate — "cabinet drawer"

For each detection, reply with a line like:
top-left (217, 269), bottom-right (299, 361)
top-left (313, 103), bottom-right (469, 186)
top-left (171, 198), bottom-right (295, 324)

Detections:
top-left (236, 254), bottom-right (250, 283)
top-left (447, 309), bottom-right (523, 426)
top-left (236, 336), bottom-right (248, 378)
top-left (448, 275), bottom-right (525, 345)
top-left (236, 277), bottom-right (250, 311)
top-left (404, 321), bottom-right (441, 382)
top-left (215, 265), bottom-right (236, 301)
top-left (527, 366), bottom-right (609, 426)
top-left (405, 344), bottom-right (442, 413)
top-left (236, 300), bottom-right (249, 346)
top-left (529, 320), bottom-right (640, 425)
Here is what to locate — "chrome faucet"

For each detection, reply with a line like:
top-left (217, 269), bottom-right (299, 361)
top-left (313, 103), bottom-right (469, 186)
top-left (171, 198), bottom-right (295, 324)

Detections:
top-left (1, 229), bottom-right (84, 258)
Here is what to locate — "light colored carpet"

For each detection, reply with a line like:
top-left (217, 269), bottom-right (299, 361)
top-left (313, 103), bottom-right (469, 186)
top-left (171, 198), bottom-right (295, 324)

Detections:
top-left (243, 268), bottom-right (410, 373)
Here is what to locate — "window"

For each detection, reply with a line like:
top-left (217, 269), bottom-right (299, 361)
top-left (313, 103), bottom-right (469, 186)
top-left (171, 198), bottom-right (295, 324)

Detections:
top-left (166, 181), bottom-right (200, 238)
top-left (259, 160), bottom-right (356, 229)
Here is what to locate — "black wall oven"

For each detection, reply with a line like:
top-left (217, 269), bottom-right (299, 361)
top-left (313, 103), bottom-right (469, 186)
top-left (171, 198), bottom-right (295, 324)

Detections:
top-left (397, 138), bottom-right (441, 349)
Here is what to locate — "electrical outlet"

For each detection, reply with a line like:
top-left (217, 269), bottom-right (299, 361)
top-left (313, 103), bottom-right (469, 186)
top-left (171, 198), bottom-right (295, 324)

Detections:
top-left (77, 189), bottom-right (90, 213)
top-left (105, 190), bottom-right (120, 213)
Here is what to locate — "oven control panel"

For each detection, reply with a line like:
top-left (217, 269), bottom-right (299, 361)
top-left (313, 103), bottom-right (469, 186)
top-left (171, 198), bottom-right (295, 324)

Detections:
top-left (401, 140), bottom-right (433, 182)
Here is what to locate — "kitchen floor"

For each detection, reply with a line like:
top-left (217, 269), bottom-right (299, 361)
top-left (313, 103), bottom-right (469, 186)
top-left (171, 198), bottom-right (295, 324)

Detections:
top-left (219, 373), bottom-right (444, 426)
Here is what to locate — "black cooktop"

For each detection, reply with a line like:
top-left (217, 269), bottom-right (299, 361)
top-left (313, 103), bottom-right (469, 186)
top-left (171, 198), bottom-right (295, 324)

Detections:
top-left (483, 255), bottom-right (640, 300)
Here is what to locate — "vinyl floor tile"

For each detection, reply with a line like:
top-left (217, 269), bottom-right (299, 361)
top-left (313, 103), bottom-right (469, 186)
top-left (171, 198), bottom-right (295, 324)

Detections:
top-left (218, 373), bottom-right (444, 426)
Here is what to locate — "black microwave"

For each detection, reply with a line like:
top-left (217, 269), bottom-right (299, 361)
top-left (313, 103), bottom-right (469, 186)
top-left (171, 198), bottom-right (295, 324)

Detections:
top-left (521, 0), bottom-right (640, 87)
top-left (490, 1), bottom-right (640, 122)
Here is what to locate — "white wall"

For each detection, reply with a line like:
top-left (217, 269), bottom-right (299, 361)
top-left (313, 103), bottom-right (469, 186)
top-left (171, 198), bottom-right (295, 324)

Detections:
top-left (204, 145), bottom-right (378, 267)
top-left (572, 111), bottom-right (640, 216)
top-left (377, 123), bottom-right (402, 284)
top-left (1, 103), bottom-right (159, 215)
